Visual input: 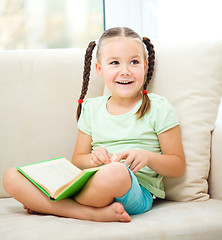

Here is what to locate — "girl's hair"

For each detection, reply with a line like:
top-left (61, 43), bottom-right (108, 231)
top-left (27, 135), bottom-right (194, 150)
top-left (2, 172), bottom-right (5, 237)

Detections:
top-left (76, 27), bottom-right (155, 121)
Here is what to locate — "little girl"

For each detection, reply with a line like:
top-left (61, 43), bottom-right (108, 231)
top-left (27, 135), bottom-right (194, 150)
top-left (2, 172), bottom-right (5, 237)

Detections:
top-left (3, 27), bottom-right (185, 223)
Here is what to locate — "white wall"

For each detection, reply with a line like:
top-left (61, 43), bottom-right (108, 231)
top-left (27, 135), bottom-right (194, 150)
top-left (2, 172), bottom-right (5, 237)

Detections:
top-left (104, 0), bottom-right (222, 42)
top-left (157, 0), bottom-right (222, 43)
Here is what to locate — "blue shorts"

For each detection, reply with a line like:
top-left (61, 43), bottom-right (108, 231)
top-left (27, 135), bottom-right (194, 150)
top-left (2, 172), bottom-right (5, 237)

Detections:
top-left (114, 166), bottom-right (153, 215)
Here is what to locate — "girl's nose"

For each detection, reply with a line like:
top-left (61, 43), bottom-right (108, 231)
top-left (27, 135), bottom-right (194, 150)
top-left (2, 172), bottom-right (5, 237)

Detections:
top-left (120, 65), bottom-right (131, 76)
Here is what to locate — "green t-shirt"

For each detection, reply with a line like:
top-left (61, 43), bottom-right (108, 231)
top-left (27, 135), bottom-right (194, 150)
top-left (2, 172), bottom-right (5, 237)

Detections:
top-left (78, 93), bottom-right (179, 198)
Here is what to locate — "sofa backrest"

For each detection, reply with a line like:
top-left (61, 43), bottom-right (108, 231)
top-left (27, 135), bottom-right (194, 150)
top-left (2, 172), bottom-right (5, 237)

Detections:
top-left (0, 48), bottom-right (104, 197)
top-left (149, 41), bottom-right (222, 201)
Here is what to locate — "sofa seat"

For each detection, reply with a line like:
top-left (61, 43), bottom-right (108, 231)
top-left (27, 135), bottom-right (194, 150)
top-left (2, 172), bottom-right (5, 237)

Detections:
top-left (0, 198), bottom-right (221, 240)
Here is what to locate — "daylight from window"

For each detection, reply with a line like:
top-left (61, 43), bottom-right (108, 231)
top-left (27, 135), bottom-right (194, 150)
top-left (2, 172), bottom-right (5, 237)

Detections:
top-left (0, 0), bottom-right (103, 49)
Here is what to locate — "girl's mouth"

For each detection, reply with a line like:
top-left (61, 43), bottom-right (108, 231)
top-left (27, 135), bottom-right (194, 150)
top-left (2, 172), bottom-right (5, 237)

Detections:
top-left (116, 81), bottom-right (134, 85)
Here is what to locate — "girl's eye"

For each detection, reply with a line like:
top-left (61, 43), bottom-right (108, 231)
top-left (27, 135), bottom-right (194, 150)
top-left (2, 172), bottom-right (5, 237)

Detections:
top-left (131, 60), bottom-right (139, 65)
top-left (110, 61), bottom-right (119, 65)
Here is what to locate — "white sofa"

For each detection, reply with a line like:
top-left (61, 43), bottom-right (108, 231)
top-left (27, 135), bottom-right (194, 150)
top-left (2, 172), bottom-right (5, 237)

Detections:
top-left (1, 41), bottom-right (222, 240)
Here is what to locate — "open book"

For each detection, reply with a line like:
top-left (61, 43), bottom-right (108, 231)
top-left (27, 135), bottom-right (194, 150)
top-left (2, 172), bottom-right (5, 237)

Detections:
top-left (16, 156), bottom-right (116, 201)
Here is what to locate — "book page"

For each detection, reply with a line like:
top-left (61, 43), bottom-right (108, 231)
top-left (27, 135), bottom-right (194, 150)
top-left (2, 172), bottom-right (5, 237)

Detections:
top-left (20, 158), bottom-right (82, 195)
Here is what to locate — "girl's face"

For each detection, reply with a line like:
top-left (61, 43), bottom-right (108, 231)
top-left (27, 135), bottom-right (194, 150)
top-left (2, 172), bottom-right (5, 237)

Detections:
top-left (95, 36), bottom-right (148, 101)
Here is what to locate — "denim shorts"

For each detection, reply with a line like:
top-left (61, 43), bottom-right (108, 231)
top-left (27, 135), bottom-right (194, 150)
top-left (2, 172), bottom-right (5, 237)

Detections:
top-left (114, 166), bottom-right (153, 215)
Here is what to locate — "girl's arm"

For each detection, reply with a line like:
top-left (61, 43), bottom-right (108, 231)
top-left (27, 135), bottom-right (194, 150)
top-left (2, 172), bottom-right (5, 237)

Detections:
top-left (72, 130), bottom-right (93, 169)
top-left (114, 126), bottom-right (185, 177)
top-left (72, 130), bottom-right (111, 169)
top-left (147, 125), bottom-right (185, 177)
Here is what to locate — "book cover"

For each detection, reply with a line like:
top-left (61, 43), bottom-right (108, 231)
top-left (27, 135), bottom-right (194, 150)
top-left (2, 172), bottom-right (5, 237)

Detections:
top-left (16, 157), bottom-right (101, 201)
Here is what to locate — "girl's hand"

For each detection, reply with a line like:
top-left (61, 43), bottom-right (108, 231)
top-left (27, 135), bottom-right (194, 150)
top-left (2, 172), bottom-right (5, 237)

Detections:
top-left (91, 147), bottom-right (112, 167)
top-left (114, 150), bottom-right (150, 174)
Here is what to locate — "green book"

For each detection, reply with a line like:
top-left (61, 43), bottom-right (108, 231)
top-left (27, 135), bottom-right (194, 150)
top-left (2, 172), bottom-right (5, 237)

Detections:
top-left (16, 157), bottom-right (102, 201)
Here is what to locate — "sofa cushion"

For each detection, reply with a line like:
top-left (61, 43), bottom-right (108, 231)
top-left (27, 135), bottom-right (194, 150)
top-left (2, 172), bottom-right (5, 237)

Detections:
top-left (0, 198), bottom-right (222, 240)
top-left (149, 41), bottom-right (222, 201)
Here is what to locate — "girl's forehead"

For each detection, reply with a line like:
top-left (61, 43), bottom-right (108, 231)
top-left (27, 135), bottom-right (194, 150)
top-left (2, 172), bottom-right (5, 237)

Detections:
top-left (99, 37), bottom-right (145, 57)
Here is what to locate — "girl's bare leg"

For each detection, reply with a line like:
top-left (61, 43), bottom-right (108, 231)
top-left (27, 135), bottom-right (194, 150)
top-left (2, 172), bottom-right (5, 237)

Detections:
top-left (3, 167), bottom-right (131, 222)
top-left (74, 162), bottom-right (132, 207)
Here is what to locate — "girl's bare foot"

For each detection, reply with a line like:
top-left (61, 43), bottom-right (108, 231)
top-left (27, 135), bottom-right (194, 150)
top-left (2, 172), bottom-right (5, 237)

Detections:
top-left (92, 202), bottom-right (131, 222)
top-left (23, 206), bottom-right (39, 215)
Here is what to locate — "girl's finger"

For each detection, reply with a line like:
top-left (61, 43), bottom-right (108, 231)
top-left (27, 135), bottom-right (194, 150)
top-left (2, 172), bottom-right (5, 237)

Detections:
top-left (130, 162), bottom-right (142, 174)
top-left (114, 151), bottom-right (129, 162)
top-left (96, 151), bottom-right (106, 162)
top-left (128, 159), bottom-right (137, 170)
top-left (102, 149), bottom-right (112, 164)
top-left (96, 150), bottom-right (111, 164)
top-left (128, 157), bottom-right (140, 171)
top-left (124, 155), bottom-right (135, 167)
top-left (91, 156), bottom-right (102, 166)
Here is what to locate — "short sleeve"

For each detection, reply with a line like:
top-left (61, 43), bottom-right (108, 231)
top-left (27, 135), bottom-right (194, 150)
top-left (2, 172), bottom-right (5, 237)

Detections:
top-left (77, 99), bottom-right (92, 136)
top-left (149, 95), bottom-right (179, 135)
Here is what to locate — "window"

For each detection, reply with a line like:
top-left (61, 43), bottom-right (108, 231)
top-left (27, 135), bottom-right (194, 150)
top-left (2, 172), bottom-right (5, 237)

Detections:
top-left (0, 0), bottom-right (104, 49)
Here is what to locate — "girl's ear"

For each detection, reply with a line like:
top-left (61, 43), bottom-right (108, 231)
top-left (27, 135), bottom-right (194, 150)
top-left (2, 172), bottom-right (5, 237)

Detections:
top-left (95, 62), bottom-right (103, 78)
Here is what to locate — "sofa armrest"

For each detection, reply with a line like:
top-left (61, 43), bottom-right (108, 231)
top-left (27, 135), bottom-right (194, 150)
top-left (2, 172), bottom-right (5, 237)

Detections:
top-left (209, 102), bottom-right (222, 200)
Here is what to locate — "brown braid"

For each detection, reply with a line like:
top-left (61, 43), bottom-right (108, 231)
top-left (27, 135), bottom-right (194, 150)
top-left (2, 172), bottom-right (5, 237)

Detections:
top-left (76, 41), bottom-right (96, 121)
top-left (143, 37), bottom-right (155, 89)
top-left (135, 37), bottom-right (155, 119)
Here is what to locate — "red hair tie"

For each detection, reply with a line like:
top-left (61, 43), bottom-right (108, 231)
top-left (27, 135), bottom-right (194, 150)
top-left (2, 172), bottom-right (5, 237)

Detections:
top-left (78, 99), bottom-right (84, 104)
top-left (142, 90), bottom-right (148, 95)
